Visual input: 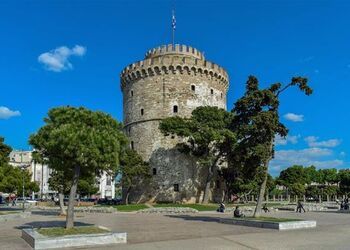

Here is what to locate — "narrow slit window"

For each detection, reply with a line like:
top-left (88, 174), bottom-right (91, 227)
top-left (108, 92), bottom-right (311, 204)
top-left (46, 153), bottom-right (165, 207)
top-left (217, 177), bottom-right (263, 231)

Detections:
top-left (131, 141), bottom-right (134, 150)
top-left (174, 184), bottom-right (179, 192)
top-left (221, 93), bottom-right (223, 99)
top-left (153, 168), bottom-right (157, 175)
top-left (191, 85), bottom-right (195, 92)
top-left (173, 105), bottom-right (178, 113)
top-left (131, 90), bottom-right (134, 97)
top-left (141, 109), bottom-right (144, 116)
top-left (211, 89), bottom-right (214, 95)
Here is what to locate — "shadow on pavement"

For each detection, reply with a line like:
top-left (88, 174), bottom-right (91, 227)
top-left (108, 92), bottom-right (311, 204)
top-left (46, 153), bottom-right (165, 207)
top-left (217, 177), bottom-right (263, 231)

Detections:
top-left (30, 210), bottom-right (60, 216)
top-left (166, 214), bottom-right (222, 223)
top-left (15, 220), bottom-right (94, 230)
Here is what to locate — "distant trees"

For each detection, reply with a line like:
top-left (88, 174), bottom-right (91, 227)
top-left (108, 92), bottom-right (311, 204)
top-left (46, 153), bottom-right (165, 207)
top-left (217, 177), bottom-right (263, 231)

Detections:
top-left (0, 137), bottom-right (39, 196)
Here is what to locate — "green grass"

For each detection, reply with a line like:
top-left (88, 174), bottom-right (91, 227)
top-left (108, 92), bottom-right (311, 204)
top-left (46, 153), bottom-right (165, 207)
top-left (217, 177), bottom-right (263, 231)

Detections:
top-left (0, 211), bottom-right (19, 215)
top-left (235, 216), bottom-right (301, 222)
top-left (37, 226), bottom-right (109, 237)
top-left (114, 204), bottom-right (149, 212)
top-left (153, 204), bottom-right (217, 211)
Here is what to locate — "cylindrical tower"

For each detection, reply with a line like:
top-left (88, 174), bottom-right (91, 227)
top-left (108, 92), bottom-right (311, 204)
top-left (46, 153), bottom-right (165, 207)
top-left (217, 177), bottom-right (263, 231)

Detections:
top-left (120, 44), bottom-right (229, 203)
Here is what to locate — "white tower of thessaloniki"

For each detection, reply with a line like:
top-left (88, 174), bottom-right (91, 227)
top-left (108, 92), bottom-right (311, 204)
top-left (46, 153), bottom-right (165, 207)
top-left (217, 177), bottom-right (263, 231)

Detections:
top-left (120, 44), bottom-right (229, 203)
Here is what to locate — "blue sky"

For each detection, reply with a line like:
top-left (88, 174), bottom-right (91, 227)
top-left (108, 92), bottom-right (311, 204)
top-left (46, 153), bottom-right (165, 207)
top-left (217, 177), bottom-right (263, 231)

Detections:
top-left (0, 0), bottom-right (348, 175)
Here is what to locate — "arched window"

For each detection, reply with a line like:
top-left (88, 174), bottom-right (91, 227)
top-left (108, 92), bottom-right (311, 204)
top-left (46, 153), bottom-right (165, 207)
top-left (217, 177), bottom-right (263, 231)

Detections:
top-left (191, 85), bottom-right (195, 92)
top-left (173, 105), bottom-right (178, 113)
top-left (141, 109), bottom-right (144, 116)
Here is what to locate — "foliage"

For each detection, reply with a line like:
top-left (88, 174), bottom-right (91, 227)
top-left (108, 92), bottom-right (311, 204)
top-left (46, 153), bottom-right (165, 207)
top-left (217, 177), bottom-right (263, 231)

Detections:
top-left (29, 106), bottom-right (127, 228)
top-left (338, 169), bottom-right (350, 195)
top-left (119, 148), bottom-right (150, 204)
top-left (0, 137), bottom-right (11, 166)
top-left (160, 106), bottom-right (235, 203)
top-left (231, 76), bottom-right (312, 217)
top-left (0, 137), bottom-right (39, 195)
top-left (318, 168), bottom-right (339, 184)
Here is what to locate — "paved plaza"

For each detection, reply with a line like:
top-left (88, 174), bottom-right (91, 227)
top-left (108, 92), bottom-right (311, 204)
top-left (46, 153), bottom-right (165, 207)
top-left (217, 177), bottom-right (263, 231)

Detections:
top-left (1, 209), bottom-right (350, 250)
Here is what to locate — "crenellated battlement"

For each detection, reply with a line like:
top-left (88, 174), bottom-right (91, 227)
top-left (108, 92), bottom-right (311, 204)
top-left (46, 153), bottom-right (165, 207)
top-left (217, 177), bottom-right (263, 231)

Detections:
top-left (120, 46), bottom-right (229, 90)
top-left (145, 44), bottom-right (204, 60)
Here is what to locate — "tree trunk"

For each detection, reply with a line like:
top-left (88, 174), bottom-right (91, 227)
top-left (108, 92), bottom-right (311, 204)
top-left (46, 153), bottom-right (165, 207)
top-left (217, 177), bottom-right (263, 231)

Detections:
top-left (66, 166), bottom-right (80, 229)
top-left (59, 192), bottom-right (66, 216)
top-left (125, 187), bottom-right (131, 205)
top-left (253, 141), bottom-right (273, 218)
top-left (202, 178), bottom-right (212, 204)
top-left (253, 165), bottom-right (268, 217)
top-left (202, 157), bottom-right (220, 204)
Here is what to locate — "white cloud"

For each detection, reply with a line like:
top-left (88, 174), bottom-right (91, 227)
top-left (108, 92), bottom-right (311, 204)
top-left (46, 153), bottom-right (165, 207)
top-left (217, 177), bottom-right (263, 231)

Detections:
top-left (284, 113), bottom-right (304, 122)
top-left (275, 134), bottom-right (300, 146)
top-left (304, 136), bottom-right (341, 148)
top-left (270, 147), bottom-right (343, 173)
top-left (38, 45), bottom-right (86, 72)
top-left (0, 106), bottom-right (21, 119)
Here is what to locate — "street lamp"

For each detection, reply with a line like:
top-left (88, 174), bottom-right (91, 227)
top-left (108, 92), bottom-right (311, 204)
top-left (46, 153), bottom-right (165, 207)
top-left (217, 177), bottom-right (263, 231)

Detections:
top-left (20, 164), bottom-right (29, 212)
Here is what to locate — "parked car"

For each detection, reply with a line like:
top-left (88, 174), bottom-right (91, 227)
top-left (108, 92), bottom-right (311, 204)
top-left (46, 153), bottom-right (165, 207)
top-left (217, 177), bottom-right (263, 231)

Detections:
top-left (15, 197), bottom-right (37, 204)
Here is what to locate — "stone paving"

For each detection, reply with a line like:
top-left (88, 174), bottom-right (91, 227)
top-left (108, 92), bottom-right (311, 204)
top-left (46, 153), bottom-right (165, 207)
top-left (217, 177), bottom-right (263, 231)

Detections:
top-left (1, 209), bottom-right (350, 249)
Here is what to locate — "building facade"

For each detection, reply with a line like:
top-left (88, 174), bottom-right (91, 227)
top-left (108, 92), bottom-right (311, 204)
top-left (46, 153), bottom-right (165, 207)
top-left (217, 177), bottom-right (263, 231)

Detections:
top-left (121, 44), bottom-right (229, 203)
top-left (9, 150), bottom-right (115, 199)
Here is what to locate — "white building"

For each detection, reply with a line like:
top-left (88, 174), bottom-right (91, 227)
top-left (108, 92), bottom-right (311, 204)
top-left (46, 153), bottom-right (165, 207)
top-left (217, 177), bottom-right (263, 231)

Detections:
top-left (9, 150), bottom-right (115, 199)
top-left (9, 150), bottom-right (54, 199)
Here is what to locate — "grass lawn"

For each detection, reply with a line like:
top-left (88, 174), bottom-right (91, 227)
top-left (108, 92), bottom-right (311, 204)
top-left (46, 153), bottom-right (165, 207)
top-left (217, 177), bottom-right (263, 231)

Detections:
top-left (115, 204), bottom-right (149, 212)
top-left (235, 216), bottom-right (301, 222)
top-left (0, 211), bottom-right (19, 215)
top-left (37, 226), bottom-right (109, 237)
top-left (153, 204), bottom-right (217, 211)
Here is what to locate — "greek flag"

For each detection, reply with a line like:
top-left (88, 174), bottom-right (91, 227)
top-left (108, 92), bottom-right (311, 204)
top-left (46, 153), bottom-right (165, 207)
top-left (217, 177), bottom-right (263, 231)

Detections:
top-left (172, 10), bottom-right (176, 30)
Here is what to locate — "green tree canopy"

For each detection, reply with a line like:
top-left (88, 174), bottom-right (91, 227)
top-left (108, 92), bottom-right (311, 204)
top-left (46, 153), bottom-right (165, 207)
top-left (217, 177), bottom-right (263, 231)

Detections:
top-left (231, 76), bottom-right (312, 217)
top-left (119, 149), bottom-right (150, 204)
top-left (159, 106), bottom-right (236, 204)
top-left (29, 106), bottom-right (127, 228)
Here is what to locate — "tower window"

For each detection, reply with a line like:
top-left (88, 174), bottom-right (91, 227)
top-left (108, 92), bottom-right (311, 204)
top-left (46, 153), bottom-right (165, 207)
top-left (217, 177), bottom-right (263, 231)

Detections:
top-left (128, 127), bottom-right (131, 134)
top-left (221, 93), bottom-right (223, 99)
top-left (191, 85), bottom-right (195, 92)
top-left (153, 168), bottom-right (157, 175)
top-left (131, 141), bottom-right (134, 150)
top-left (173, 105), bottom-right (178, 113)
top-left (174, 184), bottom-right (179, 192)
top-left (141, 109), bottom-right (144, 116)
top-left (211, 89), bottom-right (214, 95)
top-left (131, 90), bottom-right (133, 97)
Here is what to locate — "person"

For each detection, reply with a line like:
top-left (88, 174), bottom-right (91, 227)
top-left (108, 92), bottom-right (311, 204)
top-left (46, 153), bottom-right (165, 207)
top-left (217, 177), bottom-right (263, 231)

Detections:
top-left (217, 203), bottom-right (225, 213)
top-left (234, 206), bottom-right (245, 218)
top-left (296, 200), bottom-right (305, 213)
top-left (262, 203), bottom-right (270, 213)
top-left (12, 198), bottom-right (16, 207)
top-left (340, 200), bottom-right (345, 210)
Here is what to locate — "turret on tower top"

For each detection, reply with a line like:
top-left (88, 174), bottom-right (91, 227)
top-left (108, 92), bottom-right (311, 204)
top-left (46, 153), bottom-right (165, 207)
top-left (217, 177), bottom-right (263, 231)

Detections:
top-left (145, 44), bottom-right (205, 60)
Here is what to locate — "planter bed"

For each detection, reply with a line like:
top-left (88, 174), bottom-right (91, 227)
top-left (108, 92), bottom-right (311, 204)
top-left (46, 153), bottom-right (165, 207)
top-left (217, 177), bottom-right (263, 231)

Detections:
top-left (22, 226), bottom-right (127, 249)
top-left (220, 217), bottom-right (316, 230)
top-left (0, 211), bottom-right (30, 222)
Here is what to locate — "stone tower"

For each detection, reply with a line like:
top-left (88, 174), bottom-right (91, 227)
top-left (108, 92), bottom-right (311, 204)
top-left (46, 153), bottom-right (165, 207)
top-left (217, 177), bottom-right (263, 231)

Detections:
top-left (120, 44), bottom-right (229, 203)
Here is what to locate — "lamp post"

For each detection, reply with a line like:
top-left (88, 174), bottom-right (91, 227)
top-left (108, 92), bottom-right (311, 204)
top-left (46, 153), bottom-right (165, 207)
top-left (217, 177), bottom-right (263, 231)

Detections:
top-left (19, 152), bottom-right (29, 212)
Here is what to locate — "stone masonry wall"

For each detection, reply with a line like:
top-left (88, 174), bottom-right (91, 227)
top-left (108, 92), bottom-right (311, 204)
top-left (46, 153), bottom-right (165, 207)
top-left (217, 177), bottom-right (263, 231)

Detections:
top-left (121, 44), bottom-right (229, 203)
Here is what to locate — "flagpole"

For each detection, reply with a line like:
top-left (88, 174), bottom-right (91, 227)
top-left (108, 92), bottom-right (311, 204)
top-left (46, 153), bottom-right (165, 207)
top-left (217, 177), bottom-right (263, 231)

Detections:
top-left (172, 9), bottom-right (176, 47)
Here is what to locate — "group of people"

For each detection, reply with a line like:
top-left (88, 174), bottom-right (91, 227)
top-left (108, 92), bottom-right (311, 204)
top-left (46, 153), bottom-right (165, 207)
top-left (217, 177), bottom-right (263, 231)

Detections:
top-left (216, 203), bottom-right (270, 218)
top-left (340, 198), bottom-right (349, 210)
